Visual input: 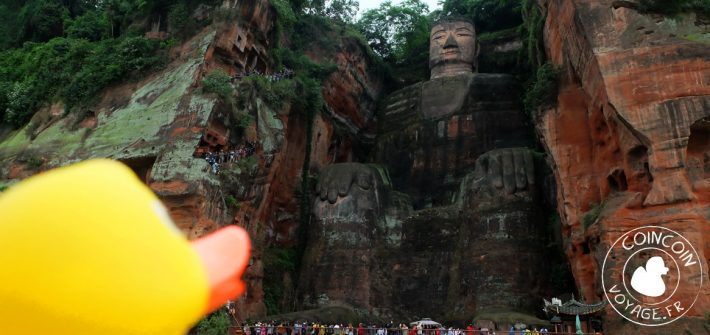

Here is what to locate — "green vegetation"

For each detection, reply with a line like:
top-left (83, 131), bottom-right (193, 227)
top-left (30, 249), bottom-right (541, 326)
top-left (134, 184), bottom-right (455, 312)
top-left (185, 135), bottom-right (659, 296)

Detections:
top-left (0, 36), bottom-right (165, 127)
top-left (357, 0), bottom-right (431, 85)
top-left (224, 194), bottom-right (240, 209)
top-left (684, 33), bottom-right (710, 43)
top-left (441, 0), bottom-right (523, 33)
top-left (637, 0), bottom-right (710, 16)
top-left (201, 69), bottom-right (233, 102)
top-left (0, 0), bottom-right (221, 129)
top-left (521, 0), bottom-right (546, 71)
top-left (582, 202), bottom-right (604, 229)
top-left (263, 247), bottom-right (298, 315)
top-left (523, 62), bottom-right (559, 113)
top-left (0, 182), bottom-right (7, 192)
top-left (239, 75), bottom-right (296, 111)
top-left (194, 308), bottom-right (231, 335)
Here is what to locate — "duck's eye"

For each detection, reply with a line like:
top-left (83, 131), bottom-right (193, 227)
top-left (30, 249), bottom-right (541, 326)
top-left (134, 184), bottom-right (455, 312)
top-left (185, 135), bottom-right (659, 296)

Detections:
top-left (152, 200), bottom-right (181, 236)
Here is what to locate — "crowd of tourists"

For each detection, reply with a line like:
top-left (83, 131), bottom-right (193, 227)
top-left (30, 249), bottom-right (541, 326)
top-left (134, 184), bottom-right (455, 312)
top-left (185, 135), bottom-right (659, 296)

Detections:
top-left (232, 68), bottom-right (294, 82)
top-left (230, 322), bottom-right (553, 335)
top-left (204, 142), bottom-right (256, 174)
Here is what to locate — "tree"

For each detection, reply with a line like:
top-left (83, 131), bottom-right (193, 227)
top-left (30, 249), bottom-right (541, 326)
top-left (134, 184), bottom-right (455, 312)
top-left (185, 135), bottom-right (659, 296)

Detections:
top-left (324, 0), bottom-right (358, 23)
top-left (18, 0), bottom-right (68, 43)
top-left (193, 309), bottom-right (230, 335)
top-left (100, 0), bottom-right (138, 37)
top-left (0, 4), bottom-right (20, 49)
top-left (66, 10), bottom-right (110, 41)
top-left (440, 0), bottom-right (522, 33)
top-left (301, 0), bottom-right (359, 24)
top-left (356, 0), bottom-right (430, 63)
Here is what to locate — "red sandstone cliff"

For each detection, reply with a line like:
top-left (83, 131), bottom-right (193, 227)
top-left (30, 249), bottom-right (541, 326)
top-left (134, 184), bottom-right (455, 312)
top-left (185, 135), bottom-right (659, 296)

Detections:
top-left (0, 0), bottom-right (384, 321)
top-left (537, 0), bottom-right (709, 333)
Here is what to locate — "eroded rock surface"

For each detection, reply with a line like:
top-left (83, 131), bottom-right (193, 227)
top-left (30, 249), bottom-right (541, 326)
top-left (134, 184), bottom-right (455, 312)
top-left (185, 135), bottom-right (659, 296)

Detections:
top-left (0, 0), bottom-right (385, 321)
top-left (539, 0), bottom-right (710, 332)
top-left (302, 30), bottom-right (554, 321)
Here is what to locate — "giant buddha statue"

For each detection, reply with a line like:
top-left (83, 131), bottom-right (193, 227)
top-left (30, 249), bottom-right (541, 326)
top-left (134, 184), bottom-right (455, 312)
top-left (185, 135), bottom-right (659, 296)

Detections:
top-left (299, 17), bottom-right (553, 321)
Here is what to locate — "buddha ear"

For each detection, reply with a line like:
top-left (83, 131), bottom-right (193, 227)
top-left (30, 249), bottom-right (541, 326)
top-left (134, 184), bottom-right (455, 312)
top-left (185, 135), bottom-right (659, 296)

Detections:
top-left (473, 41), bottom-right (481, 72)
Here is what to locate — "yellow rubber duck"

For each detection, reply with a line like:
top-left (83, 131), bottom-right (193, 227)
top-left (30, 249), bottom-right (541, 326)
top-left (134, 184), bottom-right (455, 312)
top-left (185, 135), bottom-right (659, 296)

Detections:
top-left (0, 159), bottom-right (251, 335)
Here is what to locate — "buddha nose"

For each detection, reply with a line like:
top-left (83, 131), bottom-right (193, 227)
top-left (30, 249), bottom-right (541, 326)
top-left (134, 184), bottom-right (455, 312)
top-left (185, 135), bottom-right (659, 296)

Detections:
top-left (444, 34), bottom-right (458, 48)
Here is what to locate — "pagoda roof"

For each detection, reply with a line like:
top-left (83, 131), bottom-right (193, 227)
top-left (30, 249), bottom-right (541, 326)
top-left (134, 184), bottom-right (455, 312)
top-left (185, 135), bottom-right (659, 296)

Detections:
top-left (543, 298), bottom-right (607, 315)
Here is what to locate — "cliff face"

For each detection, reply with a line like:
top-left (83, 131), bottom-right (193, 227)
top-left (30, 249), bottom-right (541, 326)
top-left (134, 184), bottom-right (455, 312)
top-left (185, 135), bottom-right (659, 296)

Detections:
top-left (0, 0), bottom-right (384, 321)
top-left (538, 0), bottom-right (709, 332)
top-left (300, 69), bottom-right (557, 324)
top-left (2, 0), bottom-right (708, 330)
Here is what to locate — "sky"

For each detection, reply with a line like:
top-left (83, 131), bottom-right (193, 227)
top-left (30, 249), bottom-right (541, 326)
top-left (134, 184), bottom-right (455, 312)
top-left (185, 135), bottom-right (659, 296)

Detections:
top-left (357, 0), bottom-right (442, 16)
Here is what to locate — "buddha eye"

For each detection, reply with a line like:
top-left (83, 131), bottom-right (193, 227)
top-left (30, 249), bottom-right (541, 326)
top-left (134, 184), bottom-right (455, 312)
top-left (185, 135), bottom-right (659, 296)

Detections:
top-left (456, 29), bottom-right (473, 37)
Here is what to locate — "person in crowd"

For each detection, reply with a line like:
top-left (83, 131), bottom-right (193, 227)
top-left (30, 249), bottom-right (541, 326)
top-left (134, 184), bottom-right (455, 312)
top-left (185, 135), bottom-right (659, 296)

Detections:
top-left (401, 323), bottom-right (409, 335)
top-left (295, 321), bottom-right (302, 335)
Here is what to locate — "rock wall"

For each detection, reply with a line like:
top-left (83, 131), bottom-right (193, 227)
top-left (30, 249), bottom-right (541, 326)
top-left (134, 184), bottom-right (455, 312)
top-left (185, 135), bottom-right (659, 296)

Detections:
top-left (538, 0), bottom-right (709, 332)
top-left (0, 0), bottom-right (385, 321)
top-left (300, 71), bottom-right (557, 325)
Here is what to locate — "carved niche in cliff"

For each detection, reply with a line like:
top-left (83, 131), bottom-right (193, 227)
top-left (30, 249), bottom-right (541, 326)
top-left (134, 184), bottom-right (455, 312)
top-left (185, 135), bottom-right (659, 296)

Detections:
top-left (300, 17), bottom-right (556, 321)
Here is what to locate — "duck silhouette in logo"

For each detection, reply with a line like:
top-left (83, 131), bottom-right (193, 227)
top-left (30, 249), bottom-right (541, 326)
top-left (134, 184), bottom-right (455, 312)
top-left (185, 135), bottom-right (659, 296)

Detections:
top-left (630, 256), bottom-right (670, 297)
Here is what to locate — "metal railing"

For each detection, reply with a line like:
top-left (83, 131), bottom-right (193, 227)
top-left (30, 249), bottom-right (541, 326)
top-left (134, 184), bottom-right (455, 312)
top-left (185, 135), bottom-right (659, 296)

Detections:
top-left (224, 326), bottom-right (601, 335)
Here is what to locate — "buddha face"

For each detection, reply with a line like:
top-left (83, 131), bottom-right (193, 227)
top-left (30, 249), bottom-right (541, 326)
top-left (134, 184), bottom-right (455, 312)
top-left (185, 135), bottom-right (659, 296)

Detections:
top-left (429, 21), bottom-right (478, 75)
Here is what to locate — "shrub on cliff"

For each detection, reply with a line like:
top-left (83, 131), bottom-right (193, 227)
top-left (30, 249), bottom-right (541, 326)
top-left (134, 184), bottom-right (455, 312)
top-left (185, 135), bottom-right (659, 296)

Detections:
top-left (194, 309), bottom-right (230, 335)
top-left (65, 10), bottom-right (111, 41)
top-left (441, 0), bottom-right (523, 33)
top-left (0, 35), bottom-right (164, 127)
top-left (201, 69), bottom-right (234, 102)
top-left (582, 202), bottom-right (604, 229)
top-left (637, 0), bottom-right (710, 16)
top-left (523, 62), bottom-right (559, 114)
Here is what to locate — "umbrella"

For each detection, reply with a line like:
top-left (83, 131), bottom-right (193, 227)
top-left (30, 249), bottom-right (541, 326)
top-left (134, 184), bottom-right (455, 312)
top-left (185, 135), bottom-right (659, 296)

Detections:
top-left (409, 319), bottom-right (442, 328)
top-left (575, 315), bottom-right (583, 335)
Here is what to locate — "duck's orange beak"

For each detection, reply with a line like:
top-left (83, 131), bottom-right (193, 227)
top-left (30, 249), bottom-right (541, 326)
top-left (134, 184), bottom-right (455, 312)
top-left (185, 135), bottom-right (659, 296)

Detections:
top-left (191, 226), bottom-right (251, 313)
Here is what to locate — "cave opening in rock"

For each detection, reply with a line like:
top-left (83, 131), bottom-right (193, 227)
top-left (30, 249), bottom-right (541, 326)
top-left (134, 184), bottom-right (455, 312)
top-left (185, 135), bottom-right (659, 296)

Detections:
top-left (686, 117), bottom-right (710, 182)
top-left (607, 169), bottom-right (627, 192)
top-left (582, 243), bottom-right (591, 255)
top-left (120, 156), bottom-right (157, 184)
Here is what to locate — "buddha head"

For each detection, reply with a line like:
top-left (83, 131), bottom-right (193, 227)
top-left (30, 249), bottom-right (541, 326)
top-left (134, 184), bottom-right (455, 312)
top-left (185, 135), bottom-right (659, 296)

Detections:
top-left (429, 18), bottom-right (479, 79)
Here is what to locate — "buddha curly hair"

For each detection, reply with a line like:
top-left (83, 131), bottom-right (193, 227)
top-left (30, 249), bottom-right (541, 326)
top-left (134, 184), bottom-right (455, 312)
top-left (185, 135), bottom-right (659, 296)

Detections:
top-left (432, 15), bottom-right (475, 29)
